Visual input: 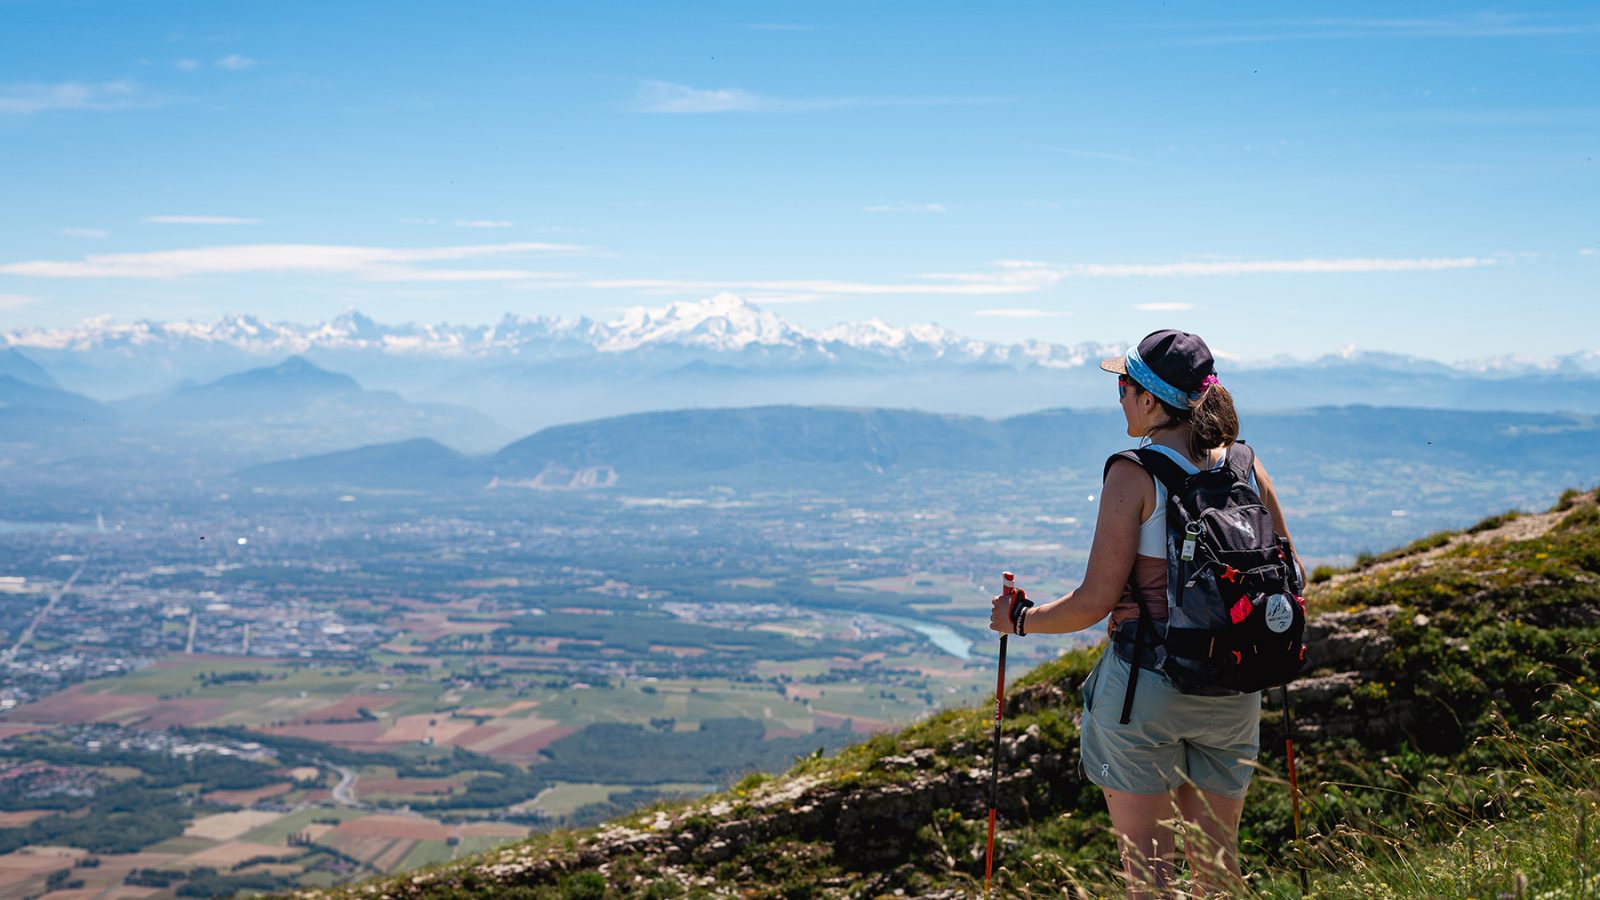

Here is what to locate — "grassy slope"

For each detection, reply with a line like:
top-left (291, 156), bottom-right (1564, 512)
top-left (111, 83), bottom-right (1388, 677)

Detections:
top-left (298, 490), bottom-right (1600, 899)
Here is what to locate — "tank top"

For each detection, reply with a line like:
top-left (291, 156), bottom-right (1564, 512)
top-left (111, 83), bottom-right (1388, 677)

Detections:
top-left (1107, 443), bottom-right (1259, 636)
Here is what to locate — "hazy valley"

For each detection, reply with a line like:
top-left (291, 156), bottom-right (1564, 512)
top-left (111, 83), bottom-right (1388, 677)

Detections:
top-left (1, 301), bottom-right (1596, 896)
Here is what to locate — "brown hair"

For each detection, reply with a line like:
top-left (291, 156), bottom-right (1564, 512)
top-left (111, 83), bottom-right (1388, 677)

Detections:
top-left (1150, 383), bottom-right (1240, 459)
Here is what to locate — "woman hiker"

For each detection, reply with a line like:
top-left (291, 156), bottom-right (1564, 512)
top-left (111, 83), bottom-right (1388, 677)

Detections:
top-left (989, 329), bottom-right (1302, 898)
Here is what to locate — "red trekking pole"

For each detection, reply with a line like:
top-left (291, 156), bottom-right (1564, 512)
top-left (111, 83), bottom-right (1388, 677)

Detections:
top-left (986, 571), bottom-right (1031, 897)
top-left (1282, 684), bottom-right (1308, 894)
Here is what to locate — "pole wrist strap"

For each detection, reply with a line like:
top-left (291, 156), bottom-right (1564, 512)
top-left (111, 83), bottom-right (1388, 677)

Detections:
top-left (1009, 590), bottom-right (1034, 637)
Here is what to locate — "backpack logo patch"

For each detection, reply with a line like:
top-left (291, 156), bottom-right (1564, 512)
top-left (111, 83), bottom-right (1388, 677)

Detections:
top-left (1264, 593), bottom-right (1295, 633)
top-left (1229, 514), bottom-right (1256, 542)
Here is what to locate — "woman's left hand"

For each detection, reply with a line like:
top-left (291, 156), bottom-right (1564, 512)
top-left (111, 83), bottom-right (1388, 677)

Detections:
top-left (989, 591), bottom-right (1012, 634)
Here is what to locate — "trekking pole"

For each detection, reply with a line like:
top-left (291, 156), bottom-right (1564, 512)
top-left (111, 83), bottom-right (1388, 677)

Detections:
top-left (986, 571), bottom-right (1030, 897)
top-left (1282, 684), bottom-right (1308, 895)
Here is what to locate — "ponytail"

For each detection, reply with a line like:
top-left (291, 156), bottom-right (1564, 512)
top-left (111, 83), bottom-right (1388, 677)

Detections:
top-left (1187, 382), bottom-right (1239, 458)
top-left (1150, 382), bottom-right (1240, 459)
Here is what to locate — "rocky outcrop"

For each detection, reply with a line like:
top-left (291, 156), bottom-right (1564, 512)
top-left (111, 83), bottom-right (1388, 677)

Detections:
top-left (367, 723), bottom-right (1071, 897)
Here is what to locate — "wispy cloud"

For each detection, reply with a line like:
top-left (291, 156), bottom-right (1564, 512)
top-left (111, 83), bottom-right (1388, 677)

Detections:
top-left (364, 268), bottom-right (572, 283)
top-left (144, 215), bottom-right (262, 225)
top-left (0, 241), bottom-right (586, 280)
top-left (634, 81), bottom-right (763, 113)
top-left (862, 203), bottom-right (947, 214)
top-left (453, 219), bottom-right (514, 229)
top-left (937, 255), bottom-right (1497, 285)
top-left (217, 54), bottom-right (256, 70)
top-left (582, 254), bottom-right (1495, 299)
top-left (631, 80), bottom-right (1000, 114)
top-left (0, 81), bottom-right (144, 114)
top-left (971, 308), bottom-right (1070, 318)
top-left (1045, 146), bottom-right (1139, 164)
top-left (1134, 302), bottom-right (1195, 312)
top-left (0, 293), bottom-right (36, 310)
top-left (585, 277), bottom-right (1035, 296)
top-left (742, 292), bottom-right (828, 305)
top-left (1146, 13), bottom-right (1600, 46)
top-left (175, 59), bottom-right (201, 72)
top-left (58, 227), bottom-right (110, 239)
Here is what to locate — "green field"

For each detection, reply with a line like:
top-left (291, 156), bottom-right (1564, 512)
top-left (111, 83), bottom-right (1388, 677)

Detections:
top-left (521, 781), bottom-right (714, 818)
top-left (242, 807), bottom-right (366, 847)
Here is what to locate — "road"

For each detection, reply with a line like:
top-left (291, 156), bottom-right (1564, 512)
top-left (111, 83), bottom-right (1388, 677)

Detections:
top-left (1, 562), bottom-right (85, 665)
top-left (330, 763), bottom-right (364, 808)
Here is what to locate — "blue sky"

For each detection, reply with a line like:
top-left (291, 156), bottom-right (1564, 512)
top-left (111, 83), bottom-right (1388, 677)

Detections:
top-left (1, 1), bottom-right (1596, 361)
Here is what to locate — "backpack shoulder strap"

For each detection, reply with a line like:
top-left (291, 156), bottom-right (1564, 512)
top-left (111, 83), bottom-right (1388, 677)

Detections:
top-left (1224, 441), bottom-right (1256, 484)
top-left (1102, 449), bottom-right (1144, 484)
top-left (1132, 447), bottom-right (1191, 497)
top-left (1103, 447), bottom-right (1190, 497)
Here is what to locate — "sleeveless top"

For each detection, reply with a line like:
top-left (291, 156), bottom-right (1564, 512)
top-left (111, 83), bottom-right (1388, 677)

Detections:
top-left (1107, 443), bottom-right (1259, 636)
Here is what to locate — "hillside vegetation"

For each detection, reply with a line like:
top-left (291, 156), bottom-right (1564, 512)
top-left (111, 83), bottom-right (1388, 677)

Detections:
top-left (298, 490), bottom-right (1600, 899)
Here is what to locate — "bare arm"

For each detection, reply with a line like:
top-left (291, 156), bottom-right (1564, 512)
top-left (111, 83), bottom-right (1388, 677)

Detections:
top-left (1253, 454), bottom-right (1305, 582)
top-left (990, 458), bottom-right (1150, 635)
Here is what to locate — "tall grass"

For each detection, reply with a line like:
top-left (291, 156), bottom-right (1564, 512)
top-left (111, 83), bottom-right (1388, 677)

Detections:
top-left (1266, 683), bottom-right (1600, 899)
top-left (977, 682), bottom-right (1599, 899)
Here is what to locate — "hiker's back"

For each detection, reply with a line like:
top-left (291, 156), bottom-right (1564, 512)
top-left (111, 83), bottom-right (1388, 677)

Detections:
top-left (1106, 441), bottom-right (1307, 702)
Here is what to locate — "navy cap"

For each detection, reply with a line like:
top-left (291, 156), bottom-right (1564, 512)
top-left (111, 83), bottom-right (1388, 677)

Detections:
top-left (1099, 330), bottom-right (1217, 407)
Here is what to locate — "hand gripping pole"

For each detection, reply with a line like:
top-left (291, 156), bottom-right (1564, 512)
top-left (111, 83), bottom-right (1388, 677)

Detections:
top-left (985, 571), bottom-right (1027, 897)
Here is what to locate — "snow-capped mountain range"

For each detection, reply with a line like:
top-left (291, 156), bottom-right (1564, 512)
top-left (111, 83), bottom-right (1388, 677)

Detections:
top-left (5, 293), bottom-right (1595, 375)
top-left (2, 293), bottom-right (1110, 366)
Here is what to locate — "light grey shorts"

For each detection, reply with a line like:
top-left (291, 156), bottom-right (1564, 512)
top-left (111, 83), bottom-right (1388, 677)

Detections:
top-left (1079, 648), bottom-right (1262, 799)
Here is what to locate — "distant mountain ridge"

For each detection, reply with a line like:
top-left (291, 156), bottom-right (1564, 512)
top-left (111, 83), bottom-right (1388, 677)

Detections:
top-left (0, 347), bottom-right (60, 389)
top-left (8, 296), bottom-right (1600, 432)
top-left (12, 294), bottom-right (1592, 375)
top-left (246, 403), bottom-right (1600, 516)
top-left (2, 295), bottom-right (1085, 364)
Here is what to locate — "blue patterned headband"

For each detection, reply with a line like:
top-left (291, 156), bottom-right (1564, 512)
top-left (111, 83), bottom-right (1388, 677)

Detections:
top-left (1124, 346), bottom-right (1199, 409)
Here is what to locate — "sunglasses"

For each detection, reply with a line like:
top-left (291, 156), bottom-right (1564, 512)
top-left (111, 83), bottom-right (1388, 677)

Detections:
top-left (1117, 375), bottom-right (1135, 400)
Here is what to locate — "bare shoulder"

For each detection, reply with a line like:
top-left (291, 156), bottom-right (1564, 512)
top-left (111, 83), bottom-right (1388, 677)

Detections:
top-left (1103, 456), bottom-right (1156, 518)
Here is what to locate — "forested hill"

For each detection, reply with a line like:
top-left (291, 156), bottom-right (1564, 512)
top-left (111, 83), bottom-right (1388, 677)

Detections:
top-left (301, 489), bottom-right (1600, 899)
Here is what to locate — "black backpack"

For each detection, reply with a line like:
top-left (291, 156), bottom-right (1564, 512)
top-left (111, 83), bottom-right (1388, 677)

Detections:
top-left (1104, 442), bottom-right (1307, 724)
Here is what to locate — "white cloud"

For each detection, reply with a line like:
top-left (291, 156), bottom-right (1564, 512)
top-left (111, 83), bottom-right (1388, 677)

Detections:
top-left (585, 277), bottom-right (1035, 296)
top-left (863, 203), bottom-right (947, 214)
top-left (0, 81), bottom-right (142, 114)
top-left (1581, 248), bottom-right (1597, 257)
top-left (632, 80), bottom-right (1000, 114)
top-left (364, 267), bottom-right (573, 283)
top-left (217, 54), bottom-right (256, 71)
top-left (634, 81), bottom-right (763, 113)
top-left (971, 308), bottom-right (1071, 318)
top-left (582, 254), bottom-right (1493, 299)
top-left (144, 215), bottom-right (262, 225)
top-left (935, 256), bottom-right (1496, 286)
top-left (1134, 303), bottom-right (1195, 311)
top-left (175, 59), bottom-right (201, 72)
top-left (58, 227), bottom-right (110, 239)
top-left (742, 292), bottom-right (828, 305)
top-left (1148, 13), bottom-right (1600, 46)
top-left (453, 219), bottom-right (514, 229)
top-left (0, 293), bottom-right (36, 310)
top-left (1046, 146), bottom-right (1139, 164)
top-left (0, 241), bottom-right (586, 280)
